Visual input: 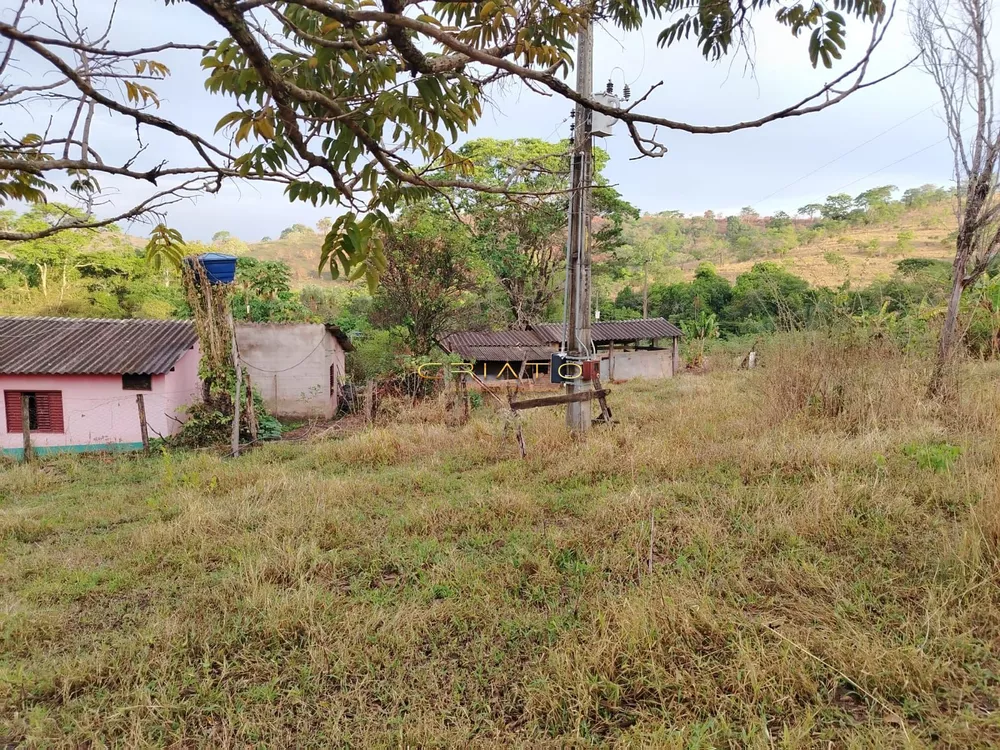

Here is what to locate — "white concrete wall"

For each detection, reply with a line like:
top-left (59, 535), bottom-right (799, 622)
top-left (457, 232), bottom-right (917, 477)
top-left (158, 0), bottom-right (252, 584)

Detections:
top-left (601, 348), bottom-right (674, 381)
top-left (236, 323), bottom-right (344, 418)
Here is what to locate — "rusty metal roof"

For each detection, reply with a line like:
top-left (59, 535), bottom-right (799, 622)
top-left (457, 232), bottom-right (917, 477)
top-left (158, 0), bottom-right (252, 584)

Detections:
top-left (441, 330), bottom-right (544, 348)
top-left (529, 323), bottom-right (563, 343)
top-left (591, 318), bottom-right (682, 341)
top-left (0, 316), bottom-right (198, 375)
top-left (530, 318), bottom-right (682, 343)
top-left (453, 345), bottom-right (554, 363)
top-left (440, 330), bottom-right (553, 362)
top-left (442, 317), bottom-right (682, 360)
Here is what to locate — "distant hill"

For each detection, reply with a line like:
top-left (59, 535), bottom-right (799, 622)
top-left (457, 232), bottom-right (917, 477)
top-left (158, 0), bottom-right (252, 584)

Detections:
top-left (246, 230), bottom-right (341, 287)
top-left (635, 199), bottom-right (957, 289)
top-left (214, 192), bottom-right (959, 291)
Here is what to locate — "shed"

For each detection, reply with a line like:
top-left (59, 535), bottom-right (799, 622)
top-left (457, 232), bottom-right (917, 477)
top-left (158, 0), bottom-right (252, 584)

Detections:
top-left (0, 316), bottom-right (201, 457)
top-left (236, 322), bottom-right (353, 418)
top-left (532, 318), bottom-right (683, 381)
top-left (440, 318), bottom-right (682, 383)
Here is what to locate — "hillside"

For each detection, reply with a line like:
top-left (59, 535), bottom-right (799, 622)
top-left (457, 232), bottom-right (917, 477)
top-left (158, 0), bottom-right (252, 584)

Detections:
top-left (235, 192), bottom-right (957, 292)
top-left (681, 202), bottom-right (956, 288)
top-left (247, 231), bottom-right (343, 286)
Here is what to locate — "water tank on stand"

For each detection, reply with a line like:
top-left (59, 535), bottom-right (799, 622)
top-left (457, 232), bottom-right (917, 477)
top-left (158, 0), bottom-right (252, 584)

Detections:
top-left (184, 253), bottom-right (237, 284)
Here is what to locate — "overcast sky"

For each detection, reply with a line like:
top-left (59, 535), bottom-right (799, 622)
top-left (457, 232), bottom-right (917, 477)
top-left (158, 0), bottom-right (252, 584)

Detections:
top-left (3, 0), bottom-right (955, 242)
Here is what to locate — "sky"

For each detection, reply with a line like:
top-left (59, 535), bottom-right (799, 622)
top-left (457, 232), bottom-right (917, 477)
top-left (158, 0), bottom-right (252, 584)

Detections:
top-left (2, 0), bottom-right (956, 242)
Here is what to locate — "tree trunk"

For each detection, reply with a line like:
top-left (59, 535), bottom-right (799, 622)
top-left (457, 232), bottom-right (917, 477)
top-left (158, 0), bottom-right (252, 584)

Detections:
top-left (929, 260), bottom-right (966, 397)
top-left (38, 264), bottom-right (48, 298)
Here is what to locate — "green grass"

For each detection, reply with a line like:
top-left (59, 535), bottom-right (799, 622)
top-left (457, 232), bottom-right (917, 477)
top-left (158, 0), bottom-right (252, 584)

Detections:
top-left (3, 337), bottom-right (1000, 746)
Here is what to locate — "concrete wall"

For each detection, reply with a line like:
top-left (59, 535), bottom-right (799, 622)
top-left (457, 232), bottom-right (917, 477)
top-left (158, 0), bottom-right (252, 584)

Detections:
top-left (1, 345), bottom-right (200, 455)
top-left (601, 348), bottom-right (674, 381)
top-left (237, 323), bottom-right (345, 418)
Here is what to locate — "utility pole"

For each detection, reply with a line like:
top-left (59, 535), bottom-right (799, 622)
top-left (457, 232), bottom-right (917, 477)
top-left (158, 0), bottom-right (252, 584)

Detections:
top-left (565, 13), bottom-right (594, 432)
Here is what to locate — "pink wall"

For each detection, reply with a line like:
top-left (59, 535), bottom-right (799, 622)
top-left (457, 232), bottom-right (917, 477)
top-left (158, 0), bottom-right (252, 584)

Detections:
top-left (1, 344), bottom-right (200, 452)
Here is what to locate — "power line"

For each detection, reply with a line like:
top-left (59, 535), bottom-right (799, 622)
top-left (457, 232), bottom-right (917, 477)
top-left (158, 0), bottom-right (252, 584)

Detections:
top-left (752, 103), bottom-right (938, 207)
top-left (828, 136), bottom-right (951, 194)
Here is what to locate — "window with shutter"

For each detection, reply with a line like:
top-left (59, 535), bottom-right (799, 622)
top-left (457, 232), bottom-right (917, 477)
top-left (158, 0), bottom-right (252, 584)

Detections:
top-left (4, 391), bottom-right (64, 433)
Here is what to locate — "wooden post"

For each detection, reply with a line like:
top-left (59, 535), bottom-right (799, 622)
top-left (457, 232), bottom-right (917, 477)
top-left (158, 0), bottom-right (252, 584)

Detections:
top-left (364, 379), bottom-right (375, 425)
top-left (136, 394), bottom-right (150, 456)
top-left (592, 375), bottom-right (613, 424)
top-left (20, 393), bottom-right (32, 464)
top-left (672, 336), bottom-right (680, 376)
top-left (231, 322), bottom-right (242, 457)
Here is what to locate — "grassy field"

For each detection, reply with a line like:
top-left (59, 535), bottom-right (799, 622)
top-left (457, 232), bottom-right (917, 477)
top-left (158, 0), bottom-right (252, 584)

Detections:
top-left (3, 337), bottom-right (1000, 746)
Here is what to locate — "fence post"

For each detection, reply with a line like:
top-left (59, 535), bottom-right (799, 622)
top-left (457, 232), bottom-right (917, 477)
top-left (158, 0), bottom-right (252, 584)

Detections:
top-left (231, 325), bottom-right (242, 458)
top-left (364, 379), bottom-right (375, 425)
top-left (136, 394), bottom-right (150, 456)
top-left (20, 393), bottom-right (32, 463)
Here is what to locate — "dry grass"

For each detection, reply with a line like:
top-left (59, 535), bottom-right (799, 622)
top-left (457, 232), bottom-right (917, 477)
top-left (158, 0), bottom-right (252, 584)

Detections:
top-left (680, 205), bottom-right (957, 287)
top-left (3, 338), bottom-right (1000, 746)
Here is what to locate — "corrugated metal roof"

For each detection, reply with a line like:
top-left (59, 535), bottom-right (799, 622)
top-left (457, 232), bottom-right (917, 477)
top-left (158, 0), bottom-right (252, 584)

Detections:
top-left (591, 318), bottom-right (683, 341)
top-left (531, 318), bottom-right (682, 342)
top-left (454, 345), bottom-right (554, 362)
top-left (439, 330), bottom-right (553, 362)
top-left (0, 316), bottom-right (198, 375)
top-left (530, 323), bottom-right (563, 343)
top-left (441, 330), bottom-right (543, 348)
top-left (442, 317), bottom-right (682, 360)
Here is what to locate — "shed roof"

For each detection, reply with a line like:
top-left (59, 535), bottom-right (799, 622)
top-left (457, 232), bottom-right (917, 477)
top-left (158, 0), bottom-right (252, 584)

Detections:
top-left (590, 318), bottom-right (683, 341)
top-left (0, 316), bottom-right (197, 375)
top-left (325, 324), bottom-right (355, 352)
top-left (441, 317), bottom-right (682, 362)
top-left (531, 318), bottom-right (682, 343)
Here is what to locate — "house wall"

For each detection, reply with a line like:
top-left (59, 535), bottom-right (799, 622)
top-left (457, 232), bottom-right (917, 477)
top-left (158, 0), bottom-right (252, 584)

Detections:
top-left (0, 345), bottom-right (200, 455)
top-left (237, 323), bottom-right (343, 418)
top-left (602, 347), bottom-right (674, 381)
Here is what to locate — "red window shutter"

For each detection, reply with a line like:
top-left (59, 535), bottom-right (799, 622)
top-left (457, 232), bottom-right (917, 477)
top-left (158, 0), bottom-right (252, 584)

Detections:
top-left (4, 391), bottom-right (21, 433)
top-left (35, 392), bottom-right (64, 433)
top-left (48, 392), bottom-right (64, 433)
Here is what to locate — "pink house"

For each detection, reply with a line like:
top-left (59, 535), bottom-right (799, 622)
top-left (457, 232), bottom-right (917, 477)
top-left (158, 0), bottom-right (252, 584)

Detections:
top-left (0, 317), bottom-right (201, 457)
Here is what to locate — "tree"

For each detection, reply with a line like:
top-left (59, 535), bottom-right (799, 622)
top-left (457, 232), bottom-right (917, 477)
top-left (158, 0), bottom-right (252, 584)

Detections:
top-left (854, 184), bottom-right (897, 212)
top-left (617, 213), bottom-right (685, 317)
top-left (233, 257), bottom-right (311, 322)
top-left (820, 193), bottom-right (857, 221)
top-left (767, 210), bottom-right (792, 229)
top-left (279, 224), bottom-right (311, 240)
top-left (797, 203), bottom-right (825, 219)
top-left (455, 138), bottom-right (637, 328)
top-left (0, 0), bottom-right (897, 287)
top-left (727, 262), bottom-right (814, 332)
top-left (7, 205), bottom-right (96, 300)
top-left (212, 231), bottom-right (232, 243)
top-left (371, 206), bottom-right (479, 355)
top-left (912, 0), bottom-right (1000, 395)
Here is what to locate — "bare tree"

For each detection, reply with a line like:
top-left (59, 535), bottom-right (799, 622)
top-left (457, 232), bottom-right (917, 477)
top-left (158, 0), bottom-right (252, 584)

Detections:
top-left (911, 0), bottom-right (1000, 396)
top-left (0, 0), bottom-right (901, 286)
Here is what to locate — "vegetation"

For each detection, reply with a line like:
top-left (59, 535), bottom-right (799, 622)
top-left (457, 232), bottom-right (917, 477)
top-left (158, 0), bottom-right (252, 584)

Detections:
top-left (3, 337), bottom-right (1000, 744)
top-left (1, 0), bottom-right (894, 285)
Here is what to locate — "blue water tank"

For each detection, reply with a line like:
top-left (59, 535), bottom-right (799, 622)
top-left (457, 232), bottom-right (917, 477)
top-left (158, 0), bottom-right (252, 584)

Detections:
top-left (185, 253), bottom-right (237, 284)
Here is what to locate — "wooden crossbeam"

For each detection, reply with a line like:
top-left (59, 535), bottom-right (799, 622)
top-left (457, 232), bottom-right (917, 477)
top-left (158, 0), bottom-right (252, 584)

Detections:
top-left (509, 388), bottom-right (610, 411)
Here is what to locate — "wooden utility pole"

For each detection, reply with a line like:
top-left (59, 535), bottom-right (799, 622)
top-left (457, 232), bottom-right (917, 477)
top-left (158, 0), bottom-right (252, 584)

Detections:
top-left (20, 393), bottom-right (32, 463)
top-left (136, 394), bottom-right (150, 456)
top-left (565, 14), bottom-right (594, 433)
